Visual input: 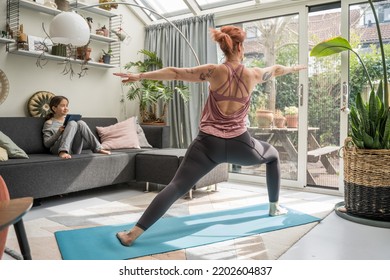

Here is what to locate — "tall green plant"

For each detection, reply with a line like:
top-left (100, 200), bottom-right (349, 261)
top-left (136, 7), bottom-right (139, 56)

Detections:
top-left (124, 49), bottom-right (189, 123)
top-left (310, 0), bottom-right (390, 149)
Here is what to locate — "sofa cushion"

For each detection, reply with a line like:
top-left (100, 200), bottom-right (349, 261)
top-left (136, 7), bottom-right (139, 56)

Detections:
top-left (96, 117), bottom-right (140, 150)
top-left (0, 131), bottom-right (29, 159)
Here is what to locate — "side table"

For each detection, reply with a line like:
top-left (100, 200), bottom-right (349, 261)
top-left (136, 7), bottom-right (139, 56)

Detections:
top-left (0, 197), bottom-right (33, 260)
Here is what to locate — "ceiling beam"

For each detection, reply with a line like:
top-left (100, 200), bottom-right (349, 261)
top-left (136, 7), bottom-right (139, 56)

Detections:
top-left (183, 0), bottom-right (201, 16)
top-left (123, 0), bottom-right (152, 25)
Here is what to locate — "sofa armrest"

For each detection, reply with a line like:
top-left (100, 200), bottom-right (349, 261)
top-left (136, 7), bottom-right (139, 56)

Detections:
top-left (141, 125), bottom-right (170, 148)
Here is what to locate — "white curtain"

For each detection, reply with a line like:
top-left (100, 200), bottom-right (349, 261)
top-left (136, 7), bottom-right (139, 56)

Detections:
top-left (144, 14), bottom-right (217, 148)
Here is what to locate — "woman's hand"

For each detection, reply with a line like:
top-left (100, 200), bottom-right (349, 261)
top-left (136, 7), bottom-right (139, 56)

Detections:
top-left (291, 65), bottom-right (307, 72)
top-left (113, 72), bottom-right (141, 83)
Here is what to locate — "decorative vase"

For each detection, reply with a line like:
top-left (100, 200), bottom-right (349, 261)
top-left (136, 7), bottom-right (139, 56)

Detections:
top-left (52, 44), bottom-right (67, 57)
top-left (76, 47), bottom-right (92, 61)
top-left (285, 114), bottom-right (298, 128)
top-left (256, 109), bottom-right (273, 128)
top-left (55, 0), bottom-right (70, 11)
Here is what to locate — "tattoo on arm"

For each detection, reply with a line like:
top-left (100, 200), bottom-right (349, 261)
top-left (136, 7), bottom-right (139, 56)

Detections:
top-left (274, 67), bottom-right (285, 76)
top-left (262, 71), bottom-right (273, 81)
top-left (199, 67), bottom-right (215, 81)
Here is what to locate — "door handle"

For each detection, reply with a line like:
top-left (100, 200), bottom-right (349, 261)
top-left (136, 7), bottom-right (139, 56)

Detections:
top-left (341, 82), bottom-right (350, 114)
top-left (298, 84), bottom-right (303, 106)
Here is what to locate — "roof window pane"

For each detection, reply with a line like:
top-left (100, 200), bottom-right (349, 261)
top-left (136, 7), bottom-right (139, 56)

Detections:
top-left (195, 0), bottom-right (254, 10)
top-left (134, 0), bottom-right (190, 20)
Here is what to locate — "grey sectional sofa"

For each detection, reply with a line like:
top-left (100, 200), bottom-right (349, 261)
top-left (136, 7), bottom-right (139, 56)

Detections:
top-left (0, 117), bottom-right (170, 199)
top-left (0, 117), bottom-right (229, 201)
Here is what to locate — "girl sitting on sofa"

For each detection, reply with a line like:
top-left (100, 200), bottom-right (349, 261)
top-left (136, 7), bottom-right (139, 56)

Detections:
top-left (42, 95), bottom-right (111, 159)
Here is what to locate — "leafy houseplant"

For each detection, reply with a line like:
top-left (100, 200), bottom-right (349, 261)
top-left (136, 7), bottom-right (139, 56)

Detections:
top-left (124, 49), bottom-right (190, 124)
top-left (310, 0), bottom-right (390, 221)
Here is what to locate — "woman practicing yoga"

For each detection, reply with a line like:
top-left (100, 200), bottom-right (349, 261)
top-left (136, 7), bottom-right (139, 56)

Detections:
top-left (114, 25), bottom-right (306, 246)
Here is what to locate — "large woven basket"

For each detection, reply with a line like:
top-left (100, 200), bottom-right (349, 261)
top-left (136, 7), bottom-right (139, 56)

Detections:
top-left (343, 137), bottom-right (390, 221)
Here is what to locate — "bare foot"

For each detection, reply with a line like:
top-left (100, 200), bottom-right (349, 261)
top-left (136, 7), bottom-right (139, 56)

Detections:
top-left (269, 202), bottom-right (288, 216)
top-left (59, 151), bottom-right (71, 159)
top-left (98, 149), bottom-right (111, 155)
top-left (116, 226), bottom-right (144, 247)
top-left (116, 231), bottom-right (134, 247)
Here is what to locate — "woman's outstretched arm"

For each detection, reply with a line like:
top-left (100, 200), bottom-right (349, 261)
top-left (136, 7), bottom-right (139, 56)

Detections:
top-left (254, 64), bottom-right (307, 83)
top-left (114, 64), bottom-right (218, 83)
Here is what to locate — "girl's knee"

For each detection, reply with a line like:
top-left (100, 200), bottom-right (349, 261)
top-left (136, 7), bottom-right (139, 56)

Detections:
top-left (77, 120), bottom-right (87, 127)
top-left (66, 121), bottom-right (78, 129)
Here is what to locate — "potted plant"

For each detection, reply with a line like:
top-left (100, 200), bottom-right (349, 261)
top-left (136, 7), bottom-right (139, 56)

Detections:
top-left (255, 95), bottom-right (273, 128)
top-left (101, 48), bottom-right (112, 64)
top-left (76, 44), bottom-right (92, 61)
top-left (273, 109), bottom-right (286, 128)
top-left (310, 0), bottom-right (390, 221)
top-left (124, 49), bottom-right (190, 124)
top-left (284, 106), bottom-right (298, 128)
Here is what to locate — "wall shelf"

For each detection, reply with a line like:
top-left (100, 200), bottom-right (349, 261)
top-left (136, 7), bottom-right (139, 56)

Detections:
top-left (9, 49), bottom-right (116, 68)
top-left (19, 0), bottom-right (62, 15)
top-left (6, 0), bottom-right (121, 70)
top-left (72, 2), bottom-right (119, 18)
top-left (90, 33), bottom-right (117, 43)
top-left (0, 38), bottom-right (15, 44)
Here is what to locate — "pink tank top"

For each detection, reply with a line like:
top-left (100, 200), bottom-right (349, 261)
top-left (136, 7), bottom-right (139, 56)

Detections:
top-left (199, 63), bottom-right (251, 138)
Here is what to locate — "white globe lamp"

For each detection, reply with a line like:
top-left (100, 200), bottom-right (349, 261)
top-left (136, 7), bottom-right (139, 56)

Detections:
top-left (49, 12), bottom-right (90, 46)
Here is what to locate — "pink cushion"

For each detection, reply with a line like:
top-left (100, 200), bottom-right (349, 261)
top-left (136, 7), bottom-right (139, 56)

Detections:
top-left (96, 117), bottom-right (140, 150)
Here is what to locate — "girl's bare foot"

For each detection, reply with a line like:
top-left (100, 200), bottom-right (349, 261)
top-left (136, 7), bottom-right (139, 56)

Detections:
top-left (116, 226), bottom-right (144, 247)
top-left (98, 149), bottom-right (111, 155)
top-left (59, 151), bottom-right (71, 159)
top-left (269, 202), bottom-right (288, 216)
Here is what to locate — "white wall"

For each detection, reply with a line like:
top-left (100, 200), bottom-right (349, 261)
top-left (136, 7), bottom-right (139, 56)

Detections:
top-left (0, 1), bottom-right (145, 121)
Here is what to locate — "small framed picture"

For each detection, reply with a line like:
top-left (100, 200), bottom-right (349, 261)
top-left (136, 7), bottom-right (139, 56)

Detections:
top-left (27, 36), bottom-right (53, 53)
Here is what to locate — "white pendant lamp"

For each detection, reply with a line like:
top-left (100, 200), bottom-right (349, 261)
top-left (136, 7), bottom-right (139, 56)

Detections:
top-left (49, 12), bottom-right (90, 46)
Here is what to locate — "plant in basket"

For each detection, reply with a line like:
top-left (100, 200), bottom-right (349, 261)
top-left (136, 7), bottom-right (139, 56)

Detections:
top-left (310, 0), bottom-right (390, 221)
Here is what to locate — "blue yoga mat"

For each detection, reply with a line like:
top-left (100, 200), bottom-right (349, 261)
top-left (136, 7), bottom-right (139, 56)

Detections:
top-left (55, 204), bottom-right (320, 260)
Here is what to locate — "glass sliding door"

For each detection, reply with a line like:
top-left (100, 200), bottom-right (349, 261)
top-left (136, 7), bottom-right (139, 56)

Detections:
top-left (348, 0), bottom-right (390, 129)
top-left (223, 14), bottom-right (302, 182)
top-left (306, 3), bottom-right (342, 190)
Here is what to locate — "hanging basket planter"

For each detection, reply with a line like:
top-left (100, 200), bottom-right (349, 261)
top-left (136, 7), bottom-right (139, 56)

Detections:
top-left (343, 137), bottom-right (390, 221)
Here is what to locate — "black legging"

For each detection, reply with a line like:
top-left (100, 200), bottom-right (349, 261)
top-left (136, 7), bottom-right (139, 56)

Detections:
top-left (136, 130), bottom-right (280, 231)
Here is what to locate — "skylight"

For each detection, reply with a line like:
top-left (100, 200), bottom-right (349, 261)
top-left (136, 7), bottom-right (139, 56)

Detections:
top-left (133, 0), bottom-right (191, 20)
top-left (195, 0), bottom-right (254, 10)
top-left (129, 0), bottom-right (289, 23)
